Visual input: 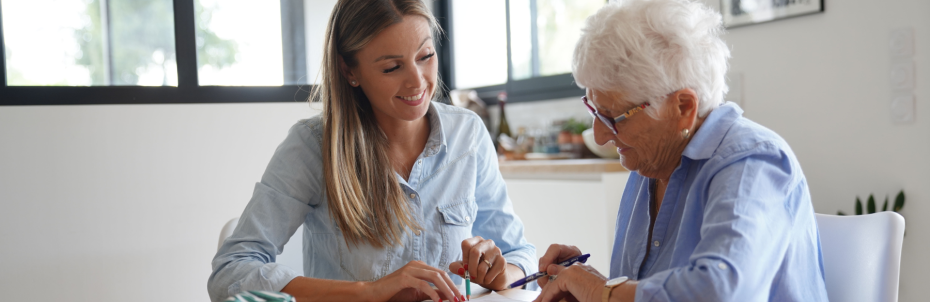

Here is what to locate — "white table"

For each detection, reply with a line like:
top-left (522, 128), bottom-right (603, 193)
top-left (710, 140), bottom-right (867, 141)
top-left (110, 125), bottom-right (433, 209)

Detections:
top-left (424, 283), bottom-right (540, 302)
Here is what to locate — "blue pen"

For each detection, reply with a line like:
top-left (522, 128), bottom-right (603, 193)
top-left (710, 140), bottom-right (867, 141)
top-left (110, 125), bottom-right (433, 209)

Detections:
top-left (505, 253), bottom-right (591, 289)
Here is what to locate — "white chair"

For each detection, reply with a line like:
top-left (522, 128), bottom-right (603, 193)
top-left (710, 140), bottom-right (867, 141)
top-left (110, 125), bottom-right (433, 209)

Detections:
top-left (218, 217), bottom-right (305, 275)
top-left (816, 212), bottom-right (905, 302)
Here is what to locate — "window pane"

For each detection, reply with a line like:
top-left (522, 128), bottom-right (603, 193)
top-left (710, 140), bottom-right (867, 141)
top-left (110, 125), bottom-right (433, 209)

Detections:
top-left (195, 0), bottom-right (283, 86)
top-left (451, 0), bottom-right (507, 89)
top-left (2, 0), bottom-right (177, 86)
top-left (509, 0), bottom-right (532, 81)
top-left (303, 0), bottom-right (338, 85)
top-left (536, 0), bottom-right (602, 77)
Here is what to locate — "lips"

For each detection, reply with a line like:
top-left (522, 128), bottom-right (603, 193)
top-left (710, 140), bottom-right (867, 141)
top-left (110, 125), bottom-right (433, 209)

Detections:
top-left (616, 144), bottom-right (632, 154)
top-left (397, 91), bottom-right (426, 106)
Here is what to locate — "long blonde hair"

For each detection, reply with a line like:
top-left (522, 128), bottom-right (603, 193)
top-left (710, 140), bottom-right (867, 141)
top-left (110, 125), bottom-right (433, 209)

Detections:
top-left (314, 0), bottom-right (439, 248)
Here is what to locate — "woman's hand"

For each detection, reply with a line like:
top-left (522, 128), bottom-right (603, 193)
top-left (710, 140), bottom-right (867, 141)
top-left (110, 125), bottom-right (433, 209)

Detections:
top-left (448, 236), bottom-right (522, 290)
top-left (536, 244), bottom-right (583, 289)
top-left (533, 263), bottom-right (607, 302)
top-left (366, 260), bottom-right (464, 302)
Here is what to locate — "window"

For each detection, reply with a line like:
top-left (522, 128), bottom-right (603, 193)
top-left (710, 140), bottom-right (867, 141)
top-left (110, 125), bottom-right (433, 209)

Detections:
top-left (0, 0), bottom-right (596, 105)
top-left (442, 0), bottom-right (604, 103)
top-left (2, 0), bottom-right (178, 86)
top-left (195, 0), bottom-right (336, 86)
top-left (0, 0), bottom-right (333, 105)
top-left (449, 0), bottom-right (508, 89)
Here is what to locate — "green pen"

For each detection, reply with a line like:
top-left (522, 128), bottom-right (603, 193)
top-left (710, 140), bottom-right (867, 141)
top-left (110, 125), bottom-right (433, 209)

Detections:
top-left (464, 268), bottom-right (470, 300)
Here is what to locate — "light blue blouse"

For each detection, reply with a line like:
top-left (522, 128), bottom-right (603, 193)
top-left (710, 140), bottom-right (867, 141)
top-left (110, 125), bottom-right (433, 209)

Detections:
top-left (208, 102), bottom-right (536, 302)
top-left (610, 103), bottom-right (829, 301)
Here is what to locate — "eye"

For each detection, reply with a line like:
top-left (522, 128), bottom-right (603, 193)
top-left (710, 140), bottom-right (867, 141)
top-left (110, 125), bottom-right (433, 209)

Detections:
top-left (383, 65), bottom-right (400, 73)
top-left (419, 52), bottom-right (435, 61)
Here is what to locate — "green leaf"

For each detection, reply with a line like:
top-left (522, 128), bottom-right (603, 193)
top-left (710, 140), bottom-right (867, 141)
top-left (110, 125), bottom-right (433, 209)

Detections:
top-left (867, 194), bottom-right (876, 214)
top-left (855, 197), bottom-right (863, 215)
top-left (837, 211), bottom-right (846, 216)
top-left (882, 196), bottom-right (888, 212)
top-left (894, 190), bottom-right (905, 212)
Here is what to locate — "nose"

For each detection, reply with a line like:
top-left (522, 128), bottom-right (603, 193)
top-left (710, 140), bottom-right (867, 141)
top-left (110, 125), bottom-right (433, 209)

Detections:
top-left (405, 64), bottom-right (426, 90)
top-left (592, 120), bottom-right (616, 147)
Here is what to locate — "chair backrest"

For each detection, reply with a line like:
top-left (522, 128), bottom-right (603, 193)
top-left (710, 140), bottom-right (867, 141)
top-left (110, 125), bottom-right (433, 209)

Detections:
top-left (218, 217), bottom-right (305, 275)
top-left (816, 212), bottom-right (905, 302)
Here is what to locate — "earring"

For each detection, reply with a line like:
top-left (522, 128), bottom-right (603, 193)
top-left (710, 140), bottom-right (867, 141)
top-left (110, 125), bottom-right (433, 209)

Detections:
top-left (350, 80), bottom-right (358, 86)
top-left (681, 129), bottom-right (690, 139)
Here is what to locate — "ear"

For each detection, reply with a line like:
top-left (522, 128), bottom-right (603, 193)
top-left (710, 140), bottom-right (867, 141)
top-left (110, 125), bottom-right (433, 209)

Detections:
top-left (672, 88), bottom-right (699, 130)
top-left (338, 55), bottom-right (358, 86)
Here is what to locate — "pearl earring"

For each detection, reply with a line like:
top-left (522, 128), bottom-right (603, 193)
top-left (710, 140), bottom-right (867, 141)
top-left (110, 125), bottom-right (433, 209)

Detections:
top-left (681, 129), bottom-right (690, 139)
top-left (351, 80), bottom-right (358, 86)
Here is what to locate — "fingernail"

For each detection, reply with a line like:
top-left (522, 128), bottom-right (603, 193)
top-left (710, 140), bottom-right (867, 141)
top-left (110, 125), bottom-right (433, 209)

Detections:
top-left (458, 268), bottom-right (465, 275)
top-left (464, 264), bottom-right (468, 270)
top-left (461, 295), bottom-right (466, 301)
top-left (470, 277), bottom-right (475, 281)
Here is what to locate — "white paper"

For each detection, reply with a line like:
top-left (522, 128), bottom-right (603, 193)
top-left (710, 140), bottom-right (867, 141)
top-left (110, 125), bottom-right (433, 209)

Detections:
top-left (469, 292), bottom-right (528, 302)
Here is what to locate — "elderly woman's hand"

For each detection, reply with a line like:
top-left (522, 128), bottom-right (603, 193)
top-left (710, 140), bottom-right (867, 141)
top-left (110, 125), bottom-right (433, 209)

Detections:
top-left (536, 244), bottom-right (583, 289)
top-left (533, 263), bottom-right (607, 302)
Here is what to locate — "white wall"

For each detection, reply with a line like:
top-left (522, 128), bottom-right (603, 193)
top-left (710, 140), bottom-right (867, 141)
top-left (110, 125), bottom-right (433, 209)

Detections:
top-left (0, 103), bottom-right (319, 301)
top-left (707, 1), bottom-right (930, 300)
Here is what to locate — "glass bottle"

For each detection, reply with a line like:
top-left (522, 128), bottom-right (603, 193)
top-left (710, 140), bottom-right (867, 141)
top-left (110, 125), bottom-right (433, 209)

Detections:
top-left (497, 92), bottom-right (513, 139)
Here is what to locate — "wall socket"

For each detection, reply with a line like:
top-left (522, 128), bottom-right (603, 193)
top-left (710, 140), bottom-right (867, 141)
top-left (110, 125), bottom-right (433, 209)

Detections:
top-left (889, 27), bottom-right (916, 124)
top-left (891, 93), bottom-right (915, 123)
top-left (889, 28), bottom-right (914, 58)
top-left (890, 61), bottom-right (915, 91)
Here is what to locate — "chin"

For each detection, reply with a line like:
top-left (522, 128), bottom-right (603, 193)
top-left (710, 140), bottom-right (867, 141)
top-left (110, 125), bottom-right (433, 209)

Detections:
top-left (396, 101), bottom-right (431, 121)
top-left (618, 155), bottom-right (640, 173)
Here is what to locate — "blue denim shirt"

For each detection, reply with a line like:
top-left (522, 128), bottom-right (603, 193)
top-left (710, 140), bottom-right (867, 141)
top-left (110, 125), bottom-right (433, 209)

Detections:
top-left (610, 103), bottom-right (829, 301)
top-left (208, 102), bottom-right (536, 301)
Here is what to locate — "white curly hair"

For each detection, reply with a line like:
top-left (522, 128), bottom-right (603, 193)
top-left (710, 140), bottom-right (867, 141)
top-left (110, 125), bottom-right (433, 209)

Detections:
top-left (572, 0), bottom-right (730, 118)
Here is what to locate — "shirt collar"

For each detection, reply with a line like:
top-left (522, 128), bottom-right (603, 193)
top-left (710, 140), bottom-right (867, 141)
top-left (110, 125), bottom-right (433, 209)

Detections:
top-left (681, 102), bottom-right (743, 160)
top-left (423, 102), bottom-right (447, 156)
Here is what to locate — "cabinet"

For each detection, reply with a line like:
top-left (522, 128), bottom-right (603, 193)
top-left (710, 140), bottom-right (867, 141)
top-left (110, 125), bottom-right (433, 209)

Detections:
top-left (501, 159), bottom-right (629, 275)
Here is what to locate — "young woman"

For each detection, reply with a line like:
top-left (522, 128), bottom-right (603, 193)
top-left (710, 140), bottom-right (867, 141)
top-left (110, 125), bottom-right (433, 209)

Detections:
top-left (207, 1), bottom-right (536, 301)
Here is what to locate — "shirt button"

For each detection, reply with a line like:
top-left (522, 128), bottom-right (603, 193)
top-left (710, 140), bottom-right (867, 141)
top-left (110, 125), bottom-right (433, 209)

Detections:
top-left (653, 241), bottom-right (660, 247)
top-left (415, 230), bottom-right (421, 236)
top-left (465, 216), bottom-right (470, 222)
top-left (418, 159), bottom-right (422, 165)
top-left (718, 263), bottom-right (728, 270)
top-left (409, 193), bottom-right (416, 199)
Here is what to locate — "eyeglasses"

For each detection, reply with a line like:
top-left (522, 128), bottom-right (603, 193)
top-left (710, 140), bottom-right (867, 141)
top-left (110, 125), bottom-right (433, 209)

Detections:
top-left (581, 95), bottom-right (650, 135)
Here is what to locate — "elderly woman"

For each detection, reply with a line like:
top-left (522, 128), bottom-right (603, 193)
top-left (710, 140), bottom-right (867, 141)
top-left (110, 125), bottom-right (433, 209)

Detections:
top-left (533, 1), bottom-right (829, 302)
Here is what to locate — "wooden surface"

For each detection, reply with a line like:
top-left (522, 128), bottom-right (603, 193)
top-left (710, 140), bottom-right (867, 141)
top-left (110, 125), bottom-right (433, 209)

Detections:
top-left (498, 158), bottom-right (627, 174)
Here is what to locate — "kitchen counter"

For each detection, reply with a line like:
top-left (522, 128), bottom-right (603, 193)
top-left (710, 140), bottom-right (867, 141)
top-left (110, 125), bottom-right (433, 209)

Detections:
top-left (500, 158), bottom-right (630, 274)
top-left (499, 158), bottom-right (627, 181)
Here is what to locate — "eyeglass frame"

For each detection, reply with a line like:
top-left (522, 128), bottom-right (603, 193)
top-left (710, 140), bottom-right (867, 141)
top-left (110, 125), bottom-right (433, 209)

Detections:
top-left (581, 95), bottom-right (650, 135)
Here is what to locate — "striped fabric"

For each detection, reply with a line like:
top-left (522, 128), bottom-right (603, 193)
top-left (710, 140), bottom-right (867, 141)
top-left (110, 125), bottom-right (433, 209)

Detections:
top-left (224, 291), bottom-right (295, 302)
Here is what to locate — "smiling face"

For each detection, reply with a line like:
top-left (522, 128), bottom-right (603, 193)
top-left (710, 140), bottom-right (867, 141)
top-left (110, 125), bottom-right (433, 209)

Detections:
top-left (588, 89), bottom-right (689, 179)
top-left (342, 16), bottom-right (437, 126)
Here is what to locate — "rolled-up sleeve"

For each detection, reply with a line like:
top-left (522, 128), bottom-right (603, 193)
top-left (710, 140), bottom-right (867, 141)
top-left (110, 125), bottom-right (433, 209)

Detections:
top-left (636, 144), bottom-right (802, 302)
top-left (208, 121), bottom-right (321, 302)
top-left (470, 121), bottom-right (537, 276)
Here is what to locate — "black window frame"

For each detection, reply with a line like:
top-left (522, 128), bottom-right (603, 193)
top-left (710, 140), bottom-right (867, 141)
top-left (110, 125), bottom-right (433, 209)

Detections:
top-left (0, 0), bottom-right (312, 106)
top-left (0, 0), bottom-right (593, 106)
top-left (434, 0), bottom-right (591, 105)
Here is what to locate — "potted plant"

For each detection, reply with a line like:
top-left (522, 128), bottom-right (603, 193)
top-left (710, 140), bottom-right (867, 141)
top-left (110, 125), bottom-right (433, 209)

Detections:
top-left (561, 118), bottom-right (592, 158)
top-left (837, 190), bottom-right (905, 216)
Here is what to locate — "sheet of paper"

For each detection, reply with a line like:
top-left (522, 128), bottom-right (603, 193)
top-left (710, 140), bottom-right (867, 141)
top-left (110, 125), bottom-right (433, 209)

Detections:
top-left (469, 292), bottom-right (528, 302)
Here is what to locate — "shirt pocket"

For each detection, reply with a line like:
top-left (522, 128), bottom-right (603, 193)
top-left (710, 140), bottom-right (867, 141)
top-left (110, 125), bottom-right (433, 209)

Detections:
top-left (437, 197), bottom-right (478, 267)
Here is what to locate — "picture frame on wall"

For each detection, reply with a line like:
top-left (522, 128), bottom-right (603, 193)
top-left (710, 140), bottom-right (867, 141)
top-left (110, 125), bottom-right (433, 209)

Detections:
top-left (721, 0), bottom-right (825, 28)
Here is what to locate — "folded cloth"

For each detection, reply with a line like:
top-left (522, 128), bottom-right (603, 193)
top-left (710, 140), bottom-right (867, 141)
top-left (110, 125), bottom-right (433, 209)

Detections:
top-left (224, 291), bottom-right (295, 302)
